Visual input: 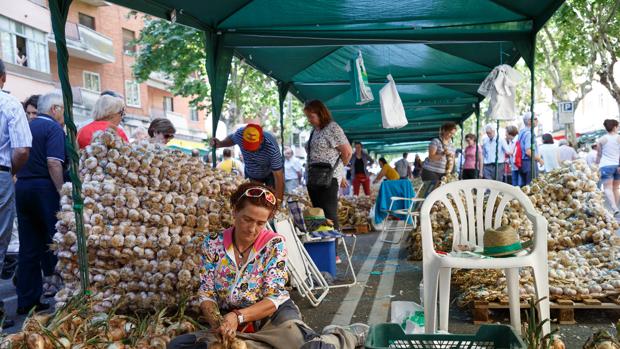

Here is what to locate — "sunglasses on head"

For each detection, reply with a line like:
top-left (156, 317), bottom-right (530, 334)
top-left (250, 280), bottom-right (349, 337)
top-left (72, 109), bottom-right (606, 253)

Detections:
top-left (119, 108), bottom-right (126, 117)
top-left (240, 187), bottom-right (277, 206)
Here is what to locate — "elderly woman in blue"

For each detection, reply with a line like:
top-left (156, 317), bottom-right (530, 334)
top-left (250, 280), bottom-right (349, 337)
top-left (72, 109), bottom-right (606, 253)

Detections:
top-left (168, 183), bottom-right (367, 349)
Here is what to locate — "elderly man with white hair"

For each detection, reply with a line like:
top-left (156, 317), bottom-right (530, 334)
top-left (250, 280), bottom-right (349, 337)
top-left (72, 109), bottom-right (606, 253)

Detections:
top-left (518, 113), bottom-right (544, 186)
top-left (14, 91), bottom-right (68, 314)
top-left (482, 123), bottom-right (512, 181)
top-left (283, 147), bottom-right (302, 193)
top-left (77, 94), bottom-right (128, 148)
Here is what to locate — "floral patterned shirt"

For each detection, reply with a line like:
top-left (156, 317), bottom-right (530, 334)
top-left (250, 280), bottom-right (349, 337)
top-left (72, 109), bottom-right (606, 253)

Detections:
top-left (306, 121), bottom-right (349, 181)
top-left (198, 227), bottom-right (289, 311)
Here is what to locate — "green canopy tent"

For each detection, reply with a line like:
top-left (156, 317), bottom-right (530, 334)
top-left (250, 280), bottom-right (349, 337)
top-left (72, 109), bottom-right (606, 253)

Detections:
top-left (48, 0), bottom-right (564, 293)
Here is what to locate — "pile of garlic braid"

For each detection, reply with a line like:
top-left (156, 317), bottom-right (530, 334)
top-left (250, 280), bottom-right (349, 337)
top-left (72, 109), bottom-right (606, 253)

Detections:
top-left (53, 130), bottom-right (245, 312)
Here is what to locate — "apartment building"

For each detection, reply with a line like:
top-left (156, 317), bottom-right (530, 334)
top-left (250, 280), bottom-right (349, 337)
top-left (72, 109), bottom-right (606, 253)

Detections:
top-left (0, 0), bottom-right (212, 148)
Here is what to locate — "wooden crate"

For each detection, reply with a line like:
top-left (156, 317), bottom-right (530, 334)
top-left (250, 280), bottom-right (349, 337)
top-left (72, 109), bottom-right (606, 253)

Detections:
top-left (471, 298), bottom-right (620, 325)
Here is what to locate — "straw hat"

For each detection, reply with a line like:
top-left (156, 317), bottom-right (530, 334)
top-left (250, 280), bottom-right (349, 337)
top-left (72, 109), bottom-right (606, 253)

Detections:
top-left (303, 207), bottom-right (326, 221)
top-left (482, 225), bottom-right (529, 257)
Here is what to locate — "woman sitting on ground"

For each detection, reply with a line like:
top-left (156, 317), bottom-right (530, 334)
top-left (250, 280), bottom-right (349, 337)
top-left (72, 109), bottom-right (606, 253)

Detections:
top-left (373, 157), bottom-right (400, 184)
top-left (168, 183), bottom-right (368, 349)
top-left (77, 95), bottom-right (128, 149)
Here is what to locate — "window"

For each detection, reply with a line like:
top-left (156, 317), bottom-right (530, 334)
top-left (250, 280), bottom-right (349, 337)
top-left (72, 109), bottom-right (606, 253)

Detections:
top-left (83, 71), bottom-right (100, 92)
top-left (122, 28), bottom-right (135, 55)
top-left (78, 13), bottom-right (95, 30)
top-left (0, 15), bottom-right (49, 73)
top-left (163, 96), bottom-right (174, 112)
top-left (125, 80), bottom-right (141, 107)
top-left (190, 107), bottom-right (199, 121)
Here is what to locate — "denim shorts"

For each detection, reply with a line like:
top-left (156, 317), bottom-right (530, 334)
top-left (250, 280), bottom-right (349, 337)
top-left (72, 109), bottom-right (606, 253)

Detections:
top-left (600, 165), bottom-right (620, 181)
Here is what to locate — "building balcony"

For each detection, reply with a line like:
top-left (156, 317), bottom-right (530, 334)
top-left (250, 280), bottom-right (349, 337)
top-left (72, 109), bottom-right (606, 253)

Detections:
top-left (48, 22), bottom-right (115, 64)
top-left (146, 72), bottom-right (174, 91)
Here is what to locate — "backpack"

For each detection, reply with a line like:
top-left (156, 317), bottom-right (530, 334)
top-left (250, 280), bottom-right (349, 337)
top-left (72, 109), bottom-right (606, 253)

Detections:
top-left (514, 141), bottom-right (522, 169)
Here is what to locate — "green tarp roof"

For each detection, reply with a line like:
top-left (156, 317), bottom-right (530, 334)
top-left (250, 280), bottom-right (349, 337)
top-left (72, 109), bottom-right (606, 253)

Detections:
top-left (103, 0), bottom-right (564, 150)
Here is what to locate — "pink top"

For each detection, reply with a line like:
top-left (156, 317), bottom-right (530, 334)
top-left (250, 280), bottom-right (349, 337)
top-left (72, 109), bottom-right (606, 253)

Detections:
top-left (463, 145), bottom-right (482, 170)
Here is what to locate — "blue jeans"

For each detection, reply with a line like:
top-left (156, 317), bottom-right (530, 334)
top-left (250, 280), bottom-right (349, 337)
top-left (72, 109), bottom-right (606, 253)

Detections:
top-left (0, 172), bottom-right (15, 271)
top-left (15, 178), bottom-right (60, 308)
top-left (512, 170), bottom-right (521, 186)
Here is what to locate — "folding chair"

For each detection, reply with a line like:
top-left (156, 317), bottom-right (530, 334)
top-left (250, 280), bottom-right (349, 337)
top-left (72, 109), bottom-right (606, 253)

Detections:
top-left (381, 180), bottom-right (439, 244)
top-left (286, 200), bottom-right (357, 289)
top-left (274, 219), bottom-right (329, 307)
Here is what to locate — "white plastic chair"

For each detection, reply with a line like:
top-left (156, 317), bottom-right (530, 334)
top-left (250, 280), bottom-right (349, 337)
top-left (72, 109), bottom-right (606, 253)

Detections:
top-left (381, 196), bottom-right (424, 244)
top-left (420, 179), bottom-right (549, 335)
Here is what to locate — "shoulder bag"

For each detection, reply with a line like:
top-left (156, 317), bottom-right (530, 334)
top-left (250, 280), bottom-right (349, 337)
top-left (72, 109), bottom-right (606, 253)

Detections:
top-left (307, 130), bottom-right (341, 188)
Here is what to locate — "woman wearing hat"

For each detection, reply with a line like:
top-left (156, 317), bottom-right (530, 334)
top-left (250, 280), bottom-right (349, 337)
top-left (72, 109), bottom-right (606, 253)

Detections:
top-left (167, 183), bottom-right (367, 348)
top-left (304, 100), bottom-right (352, 230)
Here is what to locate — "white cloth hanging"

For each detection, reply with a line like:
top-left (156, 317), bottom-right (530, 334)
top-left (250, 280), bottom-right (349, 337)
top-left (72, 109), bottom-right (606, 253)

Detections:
top-left (477, 64), bottom-right (523, 121)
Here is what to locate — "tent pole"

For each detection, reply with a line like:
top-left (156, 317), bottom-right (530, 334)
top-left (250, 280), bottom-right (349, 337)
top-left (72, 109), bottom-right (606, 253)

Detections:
top-left (494, 120), bottom-right (500, 181)
top-left (459, 122), bottom-right (464, 179)
top-left (474, 103), bottom-right (481, 179)
top-left (205, 32), bottom-right (234, 168)
top-left (277, 83), bottom-right (290, 154)
top-left (49, 0), bottom-right (90, 294)
top-left (530, 34), bottom-right (537, 179)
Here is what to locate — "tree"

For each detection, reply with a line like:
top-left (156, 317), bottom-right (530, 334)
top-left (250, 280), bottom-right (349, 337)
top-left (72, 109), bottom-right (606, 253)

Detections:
top-left (131, 16), bottom-right (306, 138)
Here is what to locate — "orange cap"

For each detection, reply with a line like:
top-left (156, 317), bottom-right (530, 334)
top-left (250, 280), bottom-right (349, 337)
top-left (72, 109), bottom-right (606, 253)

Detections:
top-left (242, 124), bottom-right (264, 152)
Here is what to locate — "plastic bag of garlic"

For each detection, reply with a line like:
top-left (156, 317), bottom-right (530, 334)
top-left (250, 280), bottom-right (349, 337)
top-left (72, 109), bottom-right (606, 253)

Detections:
top-left (409, 161), bottom-right (620, 304)
top-left (52, 131), bottom-right (245, 312)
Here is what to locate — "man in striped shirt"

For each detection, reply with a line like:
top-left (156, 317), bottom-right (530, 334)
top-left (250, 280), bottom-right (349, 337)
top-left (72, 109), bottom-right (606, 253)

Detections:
top-left (211, 124), bottom-right (284, 201)
top-left (0, 58), bottom-right (32, 327)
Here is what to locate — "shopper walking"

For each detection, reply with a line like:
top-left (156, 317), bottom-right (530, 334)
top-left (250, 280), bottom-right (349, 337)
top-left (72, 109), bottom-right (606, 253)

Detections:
top-left (505, 125), bottom-right (520, 185)
top-left (283, 147), bottom-right (303, 193)
top-left (538, 134), bottom-right (561, 173)
top-left (596, 119), bottom-right (620, 216)
top-left (0, 59), bottom-right (31, 327)
top-left (77, 95), bottom-right (128, 148)
top-left (586, 144), bottom-right (598, 167)
top-left (304, 100), bottom-right (352, 230)
top-left (482, 124), bottom-right (511, 181)
top-left (558, 140), bottom-right (578, 163)
top-left (349, 142), bottom-right (373, 196)
top-left (22, 95), bottom-right (39, 122)
top-left (421, 122), bottom-right (457, 182)
top-left (211, 123), bottom-right (285, 201)
top-left (148, 118), bottom-right (176, 145)
top-left (15, 91), bottom-right (67, 315)
top-left (518, 113), bottom-right (543, 186)
top-left (394, 153), bottom-right (412, 179)
top-left (412, 155), bottom-right (422, 178)
top-left (461, 133), bottom-right (483, 179)
top-left (217, 148), bottom-right (244, 177)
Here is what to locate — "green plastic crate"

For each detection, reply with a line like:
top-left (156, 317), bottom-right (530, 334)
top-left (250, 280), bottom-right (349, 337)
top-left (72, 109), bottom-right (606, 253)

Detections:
top-left (365, 323), bottom-right (525, 349)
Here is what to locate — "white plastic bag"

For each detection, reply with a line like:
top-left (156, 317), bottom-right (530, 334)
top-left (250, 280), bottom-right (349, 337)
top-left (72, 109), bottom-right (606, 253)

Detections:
top-left (380, 74), bottom-right (408, 129)
top-left (350, 51), bottom-right (374, 105)
top-left (390, 301), bottom-right (425, 334)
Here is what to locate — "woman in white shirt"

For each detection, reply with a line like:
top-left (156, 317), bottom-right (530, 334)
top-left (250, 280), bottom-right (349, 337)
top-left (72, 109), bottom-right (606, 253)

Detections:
top-left (596, 119), bottom-right (620, 215)
top-left (538, 134), bottom-right (560, 173)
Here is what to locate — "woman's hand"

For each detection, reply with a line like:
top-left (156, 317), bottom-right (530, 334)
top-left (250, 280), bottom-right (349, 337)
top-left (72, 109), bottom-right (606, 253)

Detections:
top-left (340, 178), bottom-right (349, 188)
top-left (216, 312), bottom-right (238, 341)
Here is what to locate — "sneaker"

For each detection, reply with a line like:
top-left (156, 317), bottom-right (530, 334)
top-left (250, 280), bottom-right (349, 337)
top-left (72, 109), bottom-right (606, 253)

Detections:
top-left (335, 256), bottom-right (342, 264)
top-left (322, 323), bottom-right (369, 348)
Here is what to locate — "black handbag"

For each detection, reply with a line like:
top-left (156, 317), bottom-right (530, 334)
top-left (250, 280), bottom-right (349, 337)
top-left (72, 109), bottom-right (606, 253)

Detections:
top-left (307, 130), bottom-right (341, 188)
